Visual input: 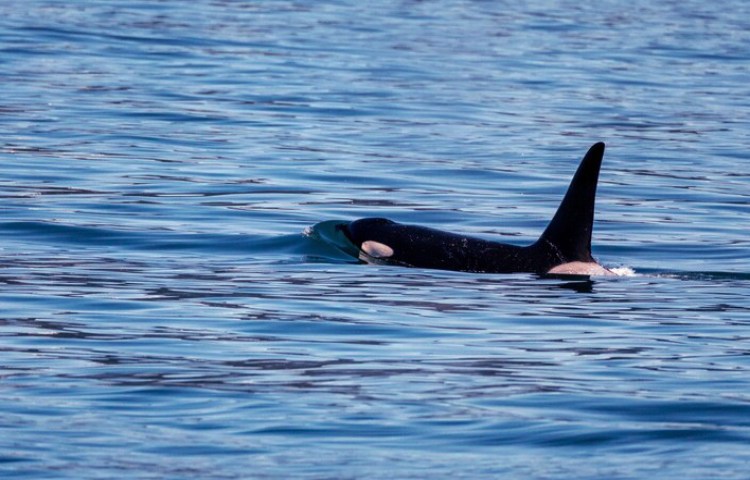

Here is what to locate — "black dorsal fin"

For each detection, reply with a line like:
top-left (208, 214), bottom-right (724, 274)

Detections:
top-left (535, 142), bottom-right (605, 263)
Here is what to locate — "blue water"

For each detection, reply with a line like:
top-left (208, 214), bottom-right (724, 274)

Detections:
top-left (1, 1), bottom-right (749, 478)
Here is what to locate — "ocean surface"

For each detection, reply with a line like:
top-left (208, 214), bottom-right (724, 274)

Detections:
top-left (1, 1), bottom-right (749, 478)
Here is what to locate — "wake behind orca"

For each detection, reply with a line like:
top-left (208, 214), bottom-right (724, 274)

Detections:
top-left (322, 142), bottom-right (616, 276)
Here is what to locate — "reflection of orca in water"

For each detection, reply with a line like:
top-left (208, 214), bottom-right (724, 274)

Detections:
top-left (338, 142), bottom-right (615, 276)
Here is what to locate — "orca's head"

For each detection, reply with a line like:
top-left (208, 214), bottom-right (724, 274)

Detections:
top-left (340, 218), bottom-right (398, 261)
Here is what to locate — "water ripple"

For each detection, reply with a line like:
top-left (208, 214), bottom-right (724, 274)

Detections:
top-left (2, 0), bottom-right (750, 479)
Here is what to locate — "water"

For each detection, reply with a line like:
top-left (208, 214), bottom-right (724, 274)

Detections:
top-left (1, 0), bottom-right (749, 478)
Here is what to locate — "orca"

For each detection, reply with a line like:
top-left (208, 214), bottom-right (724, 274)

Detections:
top-left (339, 142), bottom-right (615, 276)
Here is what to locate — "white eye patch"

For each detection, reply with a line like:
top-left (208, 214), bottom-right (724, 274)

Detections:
top-left (361, 240), bottom-right (394, 259)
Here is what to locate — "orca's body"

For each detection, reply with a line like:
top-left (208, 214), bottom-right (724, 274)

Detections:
top-left (339, 142), bottom-right (614, 276)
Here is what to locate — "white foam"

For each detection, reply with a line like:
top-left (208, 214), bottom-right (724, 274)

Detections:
top-left (610, 266), bottom-right (637, 277)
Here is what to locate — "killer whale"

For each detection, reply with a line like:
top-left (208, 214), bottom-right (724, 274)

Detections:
top-left (338, 142), bottom-right (615, 276)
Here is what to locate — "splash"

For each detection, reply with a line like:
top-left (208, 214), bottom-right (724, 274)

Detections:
top-left (610, 266), bottom-right (637, 277)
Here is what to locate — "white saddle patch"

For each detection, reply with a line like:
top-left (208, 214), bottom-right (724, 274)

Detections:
top-left (361, 240), bottom-right (394, 259)
top-left (547, 261), bottom-right (617, 276)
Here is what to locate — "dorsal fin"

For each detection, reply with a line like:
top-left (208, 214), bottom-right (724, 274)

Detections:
top-left (535, 142), bottom-right (605, 262)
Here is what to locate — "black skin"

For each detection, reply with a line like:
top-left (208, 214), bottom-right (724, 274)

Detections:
top-left (342, 218), bottom-right (572, 274)
top-left (340, 142), bottom-right (606, 275)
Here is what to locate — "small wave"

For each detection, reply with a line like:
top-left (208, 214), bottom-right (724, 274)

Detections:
top-left (650, 270), bottom-right (750, 282)
top-left (305, 220), bottom-right (360, 258)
